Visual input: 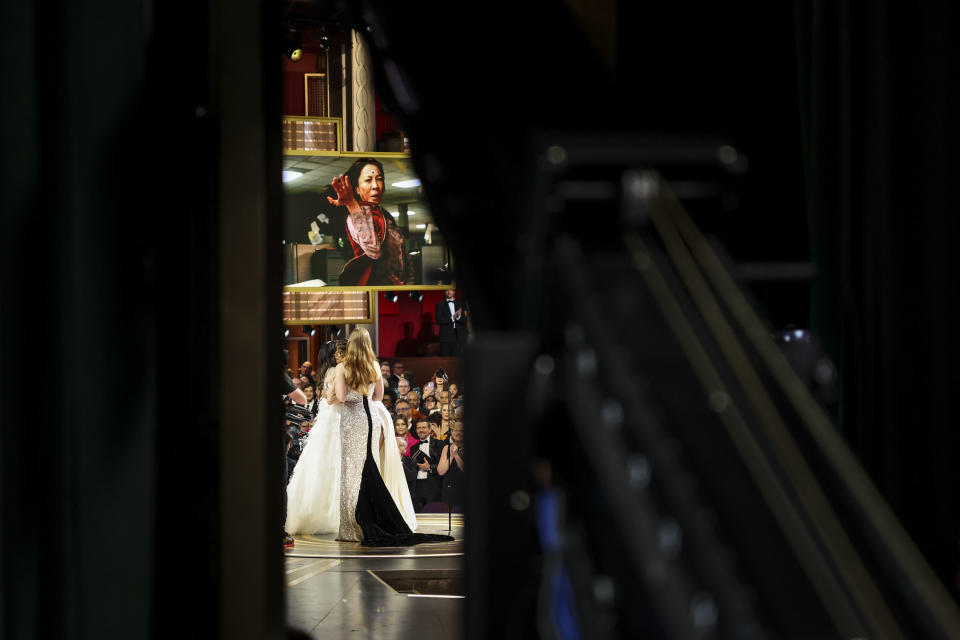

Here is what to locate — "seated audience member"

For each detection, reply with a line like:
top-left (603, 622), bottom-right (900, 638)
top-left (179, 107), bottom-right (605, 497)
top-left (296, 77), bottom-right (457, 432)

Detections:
top-left (410, 419), bottom-right (444, 511)
top-left (406, 390), bottom-right (427, 423)
top-left (395, 399), bottom-right (412, 424)
top-left (437, 390), bottom-right (451, 407)
top-left (406, 390), bottom-right (421, 412)
top-left (299, 375), bottom-right (312, 390)
top-left (429, 413), bottom-right (449, 442)
top-left (440, 402), bottom-right (452, 423)
top-left (291, 376), bottom-right (302, 389)
top-left (397, 376), bottom-right (411, 399)
top-left (453, 405), bottom-right (464, 422)
top-left (380, 360), bottom-right (392, 387)
top-left (299, 361), bottom-right (316, 384)
top-left (433, 369), bottom-right (448, 396)
top-left (394, 416), bottom-right (417, 457)
top-left (438, 421), bottom-right (465, 511)
top-left (450, 383), bottom-right (463, 407)
top-left (382, 387), bottom-right (397, 413)
top-left (303, 383), bottom-right (319, 418)
top-left (402, 371), bottom-right (419, 394)
top-left (388, 361), bottom-right (404, 390)
top-left (423, 381), bottom-right (436, 398)
top-left (422, 394), bottom-right (438, 415)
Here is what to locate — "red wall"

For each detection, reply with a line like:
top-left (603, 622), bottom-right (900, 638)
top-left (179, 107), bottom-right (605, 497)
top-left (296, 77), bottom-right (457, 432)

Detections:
top-left (283, 52), bottom-right (318, 116)
top-left (377, 290), bottom-right (447, 358)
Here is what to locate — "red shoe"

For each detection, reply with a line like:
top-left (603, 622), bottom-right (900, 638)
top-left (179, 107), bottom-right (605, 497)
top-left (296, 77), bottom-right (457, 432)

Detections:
top-left (283, 533), bottom-right (295, 548)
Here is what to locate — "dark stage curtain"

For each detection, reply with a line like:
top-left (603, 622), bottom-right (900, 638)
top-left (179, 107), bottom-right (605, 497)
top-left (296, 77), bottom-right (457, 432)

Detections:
top-left (795, 0), bottom-right (960, 594)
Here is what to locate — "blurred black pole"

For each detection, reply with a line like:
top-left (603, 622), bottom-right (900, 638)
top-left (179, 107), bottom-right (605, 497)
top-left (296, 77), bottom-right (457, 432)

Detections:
top-left (1, 0), bottom-right (282, 637)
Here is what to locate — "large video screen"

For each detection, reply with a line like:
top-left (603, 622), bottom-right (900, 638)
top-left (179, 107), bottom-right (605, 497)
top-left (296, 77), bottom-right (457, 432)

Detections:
top-left (283, 154), bottom-right (454, 289)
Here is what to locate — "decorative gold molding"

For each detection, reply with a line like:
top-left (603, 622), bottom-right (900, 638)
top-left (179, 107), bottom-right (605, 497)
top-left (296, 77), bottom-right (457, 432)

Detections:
top-left (282, 289), bottom-right (374, 324)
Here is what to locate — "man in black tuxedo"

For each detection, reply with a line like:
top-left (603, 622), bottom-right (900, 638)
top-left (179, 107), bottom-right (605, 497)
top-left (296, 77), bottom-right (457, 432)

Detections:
top-left (435, 289), bottom-right (469, 356)
top-left (410, 419), bottom-right (445, 511)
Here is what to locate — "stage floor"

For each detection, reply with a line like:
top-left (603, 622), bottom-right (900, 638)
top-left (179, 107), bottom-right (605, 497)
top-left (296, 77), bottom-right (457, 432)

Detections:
top-left (284, 513), bottom-right (465, 558)
top-left (284, 514), bottom-right (464, 639)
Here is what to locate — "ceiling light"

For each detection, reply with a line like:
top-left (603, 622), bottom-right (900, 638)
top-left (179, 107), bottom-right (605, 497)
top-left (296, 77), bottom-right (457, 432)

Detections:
top-left (284, 28), bottom-right (303, 61)
top-left (409, 291), bottom-right (423, 302)
top-left (415, 224), bottom-right (426, 229)
top-left (309, 327), bottom-right (318, 336)
top-left (390, 211), bottom-right (399, 217)
top-left (384, 292), bottom-right (398, 303)
top-left (406, 209), bottom-right (416, 216)
top-left (284, 327), bottom-right (290, 337)
top-left (282, 170), bottom-right (303, 183)
top-left (392, 179), bottom-right (421, 188)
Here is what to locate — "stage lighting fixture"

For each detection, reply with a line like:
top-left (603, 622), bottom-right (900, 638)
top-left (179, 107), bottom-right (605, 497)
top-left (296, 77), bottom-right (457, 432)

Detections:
top-left (332, 327), bottom-right (342, 338)
top-left (284, 28), bottom-right (303, 61)
top-left (384, 292), bottom-right (398, 303)
top-left (284, 327), bottom-right (290, 337)
top-left (409, 291), bottom-right (423, 302)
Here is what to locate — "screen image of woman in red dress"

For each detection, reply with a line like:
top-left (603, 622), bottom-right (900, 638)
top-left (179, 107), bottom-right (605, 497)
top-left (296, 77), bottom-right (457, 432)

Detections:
top-left (326, 158), bottom-right (414, 286)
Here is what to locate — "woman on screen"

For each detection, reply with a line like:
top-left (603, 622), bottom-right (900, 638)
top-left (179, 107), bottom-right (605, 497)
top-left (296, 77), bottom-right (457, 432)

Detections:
top-left (327, 158), bottom-right (414, 286)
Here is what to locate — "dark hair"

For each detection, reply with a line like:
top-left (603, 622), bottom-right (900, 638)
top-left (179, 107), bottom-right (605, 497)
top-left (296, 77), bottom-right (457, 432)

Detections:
top-left (345, 158), bottom-right (385, 196)
top-left (429, 412), bottom-right (442, 426)
top-left (401, 371), bottom-right (417, 386)
top-left (303, 383), bottom-right (315, 393)
top-left (317, 341), bottom-right (338, 383)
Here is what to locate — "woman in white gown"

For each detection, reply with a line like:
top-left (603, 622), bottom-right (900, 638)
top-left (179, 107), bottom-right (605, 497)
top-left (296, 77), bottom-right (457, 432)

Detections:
top-left (285, 341), bottom-right (417, 536)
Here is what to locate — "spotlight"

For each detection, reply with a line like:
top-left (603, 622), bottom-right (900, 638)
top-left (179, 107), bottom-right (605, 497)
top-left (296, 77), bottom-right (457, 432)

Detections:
top-left (317, 27), bottom-right (330, 52)
top-left (332, 327), bottom-right (342, 338)
top-left (310, 326), bottom-right (318, 336)
top-left (284, 28), bottom-right (303, 62)
top-left (284, 327), bottom-right (290, 337)
top-left (384, 292), bottom-right (398, 303)
top-left (409, 291), bottom-right (423, 302)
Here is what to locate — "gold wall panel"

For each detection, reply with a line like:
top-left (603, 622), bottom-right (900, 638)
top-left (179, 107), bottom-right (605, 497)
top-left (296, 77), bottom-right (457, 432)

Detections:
top-left (282, 117), bottom-right (340, 153)
top-left (282, 289), bottom-right (373, 324)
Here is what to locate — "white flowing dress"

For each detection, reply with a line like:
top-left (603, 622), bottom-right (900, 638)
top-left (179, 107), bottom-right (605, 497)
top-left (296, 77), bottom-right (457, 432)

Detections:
top-left (285, 393), bottom-right (416, 535)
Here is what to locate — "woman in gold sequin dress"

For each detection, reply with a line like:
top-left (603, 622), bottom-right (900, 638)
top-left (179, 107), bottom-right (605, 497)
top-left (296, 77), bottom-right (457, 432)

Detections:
top-left (334, 328), bottom-right (453, 546)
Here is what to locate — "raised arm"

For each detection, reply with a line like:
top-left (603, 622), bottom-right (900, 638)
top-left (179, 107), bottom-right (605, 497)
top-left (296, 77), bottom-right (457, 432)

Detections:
top-left (438, 444), bottom-right (451, 476)
top-left (334, 364), bottom-right (347, 403)
top-left (327, 174), bottom-right (382, 259)
top-left (287, 387), bottom-right (307, 405)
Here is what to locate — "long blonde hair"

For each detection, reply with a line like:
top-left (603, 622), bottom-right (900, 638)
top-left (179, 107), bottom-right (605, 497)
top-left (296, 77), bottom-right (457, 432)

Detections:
top-left (343, 327), bottom-right (380, 392)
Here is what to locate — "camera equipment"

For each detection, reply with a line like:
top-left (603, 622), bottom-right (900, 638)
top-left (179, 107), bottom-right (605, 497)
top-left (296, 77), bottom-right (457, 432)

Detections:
top-left (283, 400), bottom-right (314, 428)
top-left (283, 401), bottom-right (314, 459)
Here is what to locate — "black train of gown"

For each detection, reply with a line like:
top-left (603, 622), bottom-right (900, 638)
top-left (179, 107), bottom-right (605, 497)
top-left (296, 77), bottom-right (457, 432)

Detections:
top-left (356, 396), bottom-right (454, 546)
